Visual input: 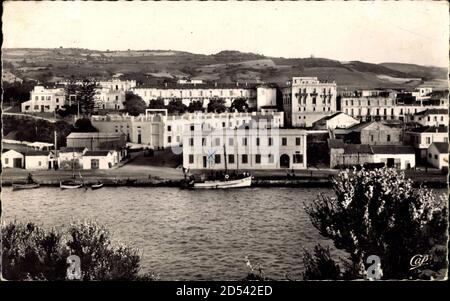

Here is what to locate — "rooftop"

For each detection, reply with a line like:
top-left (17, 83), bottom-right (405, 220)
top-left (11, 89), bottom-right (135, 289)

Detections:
top-left (24, 150), bottom-right (51, 156)
top-left (66, 132), bottom-right (124, 139)
top-left (135, 82), bottom-right (260, 90)
top-left (59, 147), bottom-right (87, 153)
top-left (430, 142), bottom-right (449, 154)
top-left (408, 126), bottom-right (448, 133)
top-left (414, 108), bottom-right (448, 116)
top-left (84, 150), bottom-right (112, 156)
top-left (371, 145), bottom-right (415, 155)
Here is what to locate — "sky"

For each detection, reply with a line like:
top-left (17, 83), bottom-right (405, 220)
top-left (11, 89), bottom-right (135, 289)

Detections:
top-left (2, 1), bottom-right (449, 67)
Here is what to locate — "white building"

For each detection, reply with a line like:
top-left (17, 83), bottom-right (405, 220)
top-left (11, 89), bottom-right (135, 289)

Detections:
top-left (2, 149), bottom-right (24, 168)
top-left (312, 112), bottom-right (359, 130)
top-left (281, 77), bottom-right (337, 127)
top-left (24, 151), bottom-right (56, 170)
top-left (256, 85), bottom-right (278, 111)
top-left (410, 108), bottom-right (448, 127)
top-left (82, 150), bottom-right (117, 169)
top-left (371, 145), bottom-right (416, 169)
top-left (182, 124), bottom-right (308, 170)
top-left (91, 111), bottom-right (284, 149)
top-left (21, 86), bottom-right (66, 113)
top-left (404, 126), bottom-right (448, 159)
top-left (96, 88), bottom-right (126, 110)
top-left (427, 142), bottom-right (448, 170)
top-left (132, 82), bottom-right (258, 108)
top-left (96, 79), bottom-right (137, 92)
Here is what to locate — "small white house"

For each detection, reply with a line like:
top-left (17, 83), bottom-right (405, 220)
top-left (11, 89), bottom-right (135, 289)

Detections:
top-left (82, 150), bottom-right (116, 170)
top-left (25, 151), bottom-right (56, 170)
top-left (2, 149), bottom-right (24, 168)
top-left (371, 145), bottom-right (416, 169)
top-left (427, 142), bottom-right (448, 169)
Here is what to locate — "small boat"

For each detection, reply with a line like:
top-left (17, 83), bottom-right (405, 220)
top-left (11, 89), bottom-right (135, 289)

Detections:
top-left (91, 182), bottom-right (104, 190)
top-left (60, 181), bottom-right (84, 189)
top-left (193, 175), bottom-right (252, 189)
top-left (12, 183), bottom-right (40, 191)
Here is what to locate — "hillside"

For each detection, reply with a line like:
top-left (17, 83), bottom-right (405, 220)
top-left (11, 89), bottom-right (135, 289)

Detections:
top-left (2, 48), bottom-right (448, 90)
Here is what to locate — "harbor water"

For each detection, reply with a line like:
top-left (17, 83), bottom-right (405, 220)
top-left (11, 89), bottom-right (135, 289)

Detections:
top-left (2, 187), bottom-right (358, 280)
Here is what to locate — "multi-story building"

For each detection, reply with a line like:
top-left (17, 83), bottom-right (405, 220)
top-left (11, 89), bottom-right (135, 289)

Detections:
top-left (281, 77), bottom-right (337, 127)
top-left (345, 121), bottom-right (403, 145)
top-left (21, 85), bottom-right (66, 113)
top-left (340, 89), bottom-right (447, 122)
top-left (410, 108), bottom-right (449, 127)
top-left (95, 88), bottom-right (126, 110)
top-left (97, 79), bottom-right (137, 92)
top-left (182, 124), bottom-right (308, 170)
top-left (132, 82), bottom-right (258, 108)
top-left (91, 111), bottom-right (284, 149)
top-left (404, 125), bottom-right (448, 160)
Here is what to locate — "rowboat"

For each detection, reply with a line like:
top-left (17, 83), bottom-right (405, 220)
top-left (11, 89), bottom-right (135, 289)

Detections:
top-left (193, 175), bottom-right (252, 189)
top-left (12, 183), bottom-right (40, 191)
top-left (91, 182), bottom-right (104, 190)
top-left (60, 181), bottom-right (84, 189)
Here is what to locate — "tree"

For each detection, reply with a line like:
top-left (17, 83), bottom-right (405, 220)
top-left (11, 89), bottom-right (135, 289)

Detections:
top-left (167, 98), bottom-right (187, 115)
top-left (230, 98), bottom-right (249, 112)
top-left (187, 100), bottom-right (204, 113)
top-left (76, 79), bottom-right (98, 117)
top-left (72, 118), bottom-right (98, 133)
top-left (148, 98), bottom-right (166, 110)
top-left (304, 168), bottom-right (447, 280)
top-left (64, 77), bottom-right (78, 107)
top-left (2, 80), bottom-right (37, 104)
top-left (124, 92), bottom-right (147, 116)
top-left (207, 98), bottom-right (227, 113)
top-left (2, 221), bottom-right (157, 280)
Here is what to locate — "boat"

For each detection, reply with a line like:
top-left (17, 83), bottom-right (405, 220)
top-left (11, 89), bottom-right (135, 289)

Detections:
top-left (91, 182), bottom-right (104, 190)
top-left (189, 144), bottom-right (252, 189)
top-left (12, 183), bottom-right (40, 191)
top-left (193, 175), bottom-right (252, 189)
top-left (60, 181), bottom-right (84, 189)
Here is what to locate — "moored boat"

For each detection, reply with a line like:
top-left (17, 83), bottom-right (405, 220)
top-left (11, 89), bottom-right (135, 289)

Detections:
top-left (193, 175), bottom-right (252, 189)
top-left (60, 181), bottom-right (84, 189)
top-left (91, 182), bottom-right (104, 190)
top-left (12, 183), bottom-right (40, 191)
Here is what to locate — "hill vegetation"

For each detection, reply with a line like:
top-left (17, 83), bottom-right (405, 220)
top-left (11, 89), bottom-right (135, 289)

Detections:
top-left (2, 48), bottom-right (447, 90)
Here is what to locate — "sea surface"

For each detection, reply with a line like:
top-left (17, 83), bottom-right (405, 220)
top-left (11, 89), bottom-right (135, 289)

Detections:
top-left (2, 187), bottom-right (364, 280)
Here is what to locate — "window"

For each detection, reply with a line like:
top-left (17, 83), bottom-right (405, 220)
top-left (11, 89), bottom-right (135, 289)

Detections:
top-left (38, 161), bottom-right (42, 166)
top-left (215, 138), bottom-right (220, 146)
top-left (242, 154), bottom-right (248, 164)
top-left (268, 154), bottom-right (274, 163)
top-left (229, 138), bottom-right (234, 146)
top-left (189, 155), bottom-right (194, 164)
top-left (190, 125), bottom-right (195, 131)
top-left (268, 137), bottom-right (272, 146)
top-left (312, 97), bottom-right (316, 105)
top-left (387, 135), bottom-right (391, 142)
top-left (168, 136), bottom-right (172, 143)
top-left (428, 153), bottom-right (432, 158)
top-left (255, 154), bottom-right (261, 164)
top-left (435, 155), bottom-right (438, 160)
top-left (202, 138), bottom-right (206, 146)
top-left (426, 137), bottom-right (431, 144)
top-left (256, 138), bottom-right (260, 146)
top-left (167, 125), bottom-right (171, 132)
top-left (371, 135), bottom-right (374, 142)
top-left (242, 138), bottom-right (248, 146)
top-left (293, 154), bottom-right (304, 164)
top-left (228, 154), bottom-right (235, 164)
top-left (296, 137), bottom-right (301, 146)
top-left (189, 138), bottom-right (194, 146)
top-left (5, 158), bottom-right (9, 164)
top-left (282, 137), bottom-right (287, 146)
top-left (215, 154), bottom-right (221, 164)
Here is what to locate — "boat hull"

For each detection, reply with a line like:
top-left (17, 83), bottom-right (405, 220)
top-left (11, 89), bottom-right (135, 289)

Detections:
top-left (91, 183), bottom-right (104, 190)
top-left (60, 181), bottom-right (84, 189)
top-left (193, 176), bottom-right (252, 189)
top-left (12, 183), bottom-right (40, 191)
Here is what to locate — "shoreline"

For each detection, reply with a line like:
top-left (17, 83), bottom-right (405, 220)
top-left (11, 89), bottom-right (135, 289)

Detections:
top-left (2, 177), bottom-right (447, 189)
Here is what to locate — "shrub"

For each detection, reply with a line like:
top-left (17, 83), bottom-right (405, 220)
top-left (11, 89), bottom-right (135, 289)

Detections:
top-left (305, 167), bottom-right (448, 280)
top-left (302, 244), bottom-right (342, 280)
top-left (1, 221), bottom-right (157, 281)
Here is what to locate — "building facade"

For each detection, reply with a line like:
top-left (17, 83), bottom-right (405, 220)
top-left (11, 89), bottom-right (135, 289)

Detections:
top-left (312, 112), bottom-right (359, 130)
top-left (427, 142), bottom-right (448, 170)
top-left (410, 108), bottom-right (449, 127)
top-left (91, 111), bottom-right (284, 149)
top-left (2, 149), bottom-right (24, 168)
top-left (182, 125), bottom-right (308, 170)
top-left (281, 77), bottom-right (337, 127)
top-left (21, 86), bottom-right (66, 113)
top-left (404, 126), bottom-right (448, 159)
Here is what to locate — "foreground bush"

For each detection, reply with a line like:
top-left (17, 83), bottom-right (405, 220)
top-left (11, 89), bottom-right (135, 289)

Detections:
top-left (2, 221), bottom-right (157, 281)
top-left (304, 167), bottom-right (448, 280)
